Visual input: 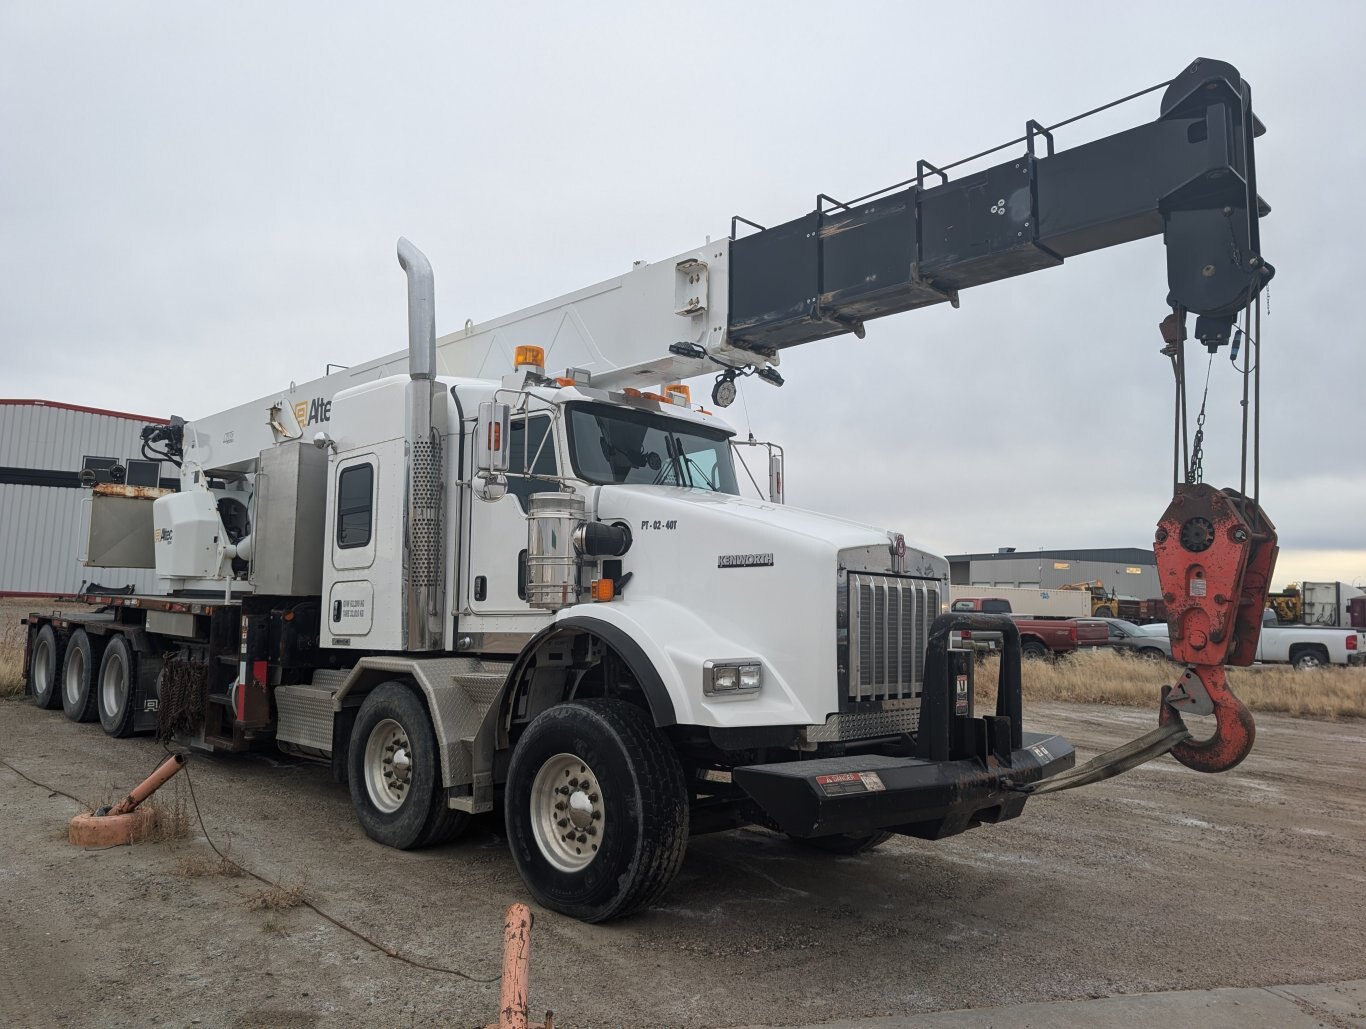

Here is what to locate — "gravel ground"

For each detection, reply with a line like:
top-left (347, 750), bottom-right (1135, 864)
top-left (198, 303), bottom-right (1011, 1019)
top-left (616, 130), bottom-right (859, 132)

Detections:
top-left (2, 692), bottom-right (1363, 1028)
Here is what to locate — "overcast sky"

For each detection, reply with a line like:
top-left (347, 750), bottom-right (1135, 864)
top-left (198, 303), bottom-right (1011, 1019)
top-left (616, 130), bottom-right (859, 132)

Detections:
top-left (3, 2), bottom-right (1363, 589)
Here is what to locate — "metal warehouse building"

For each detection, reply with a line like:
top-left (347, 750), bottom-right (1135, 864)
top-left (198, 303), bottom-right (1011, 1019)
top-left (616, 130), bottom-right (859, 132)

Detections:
top-left (0, 399), bottom-right (170, 596)
top-left (946, 547), bottom-right (1160, 601)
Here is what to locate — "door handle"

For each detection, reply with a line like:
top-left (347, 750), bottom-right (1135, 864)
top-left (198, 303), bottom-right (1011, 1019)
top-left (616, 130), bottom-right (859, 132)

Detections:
top-left (332, 599), bottom-right (342, 623)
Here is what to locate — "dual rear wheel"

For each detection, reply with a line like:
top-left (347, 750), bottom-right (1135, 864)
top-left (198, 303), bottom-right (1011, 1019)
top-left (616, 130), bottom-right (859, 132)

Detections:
top-left (347, 682), bottom-right (470, 850)
top-left (347, 689), bottom-right (692, 923)
top-left (31, 626), bottom-right (141, 736)
top-left (60, 629), bottom-right (103, 723)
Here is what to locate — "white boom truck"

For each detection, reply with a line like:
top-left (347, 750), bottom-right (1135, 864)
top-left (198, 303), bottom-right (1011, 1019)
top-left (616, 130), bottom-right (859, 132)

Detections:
top-left (23, 58), bottom-right (1275, 921)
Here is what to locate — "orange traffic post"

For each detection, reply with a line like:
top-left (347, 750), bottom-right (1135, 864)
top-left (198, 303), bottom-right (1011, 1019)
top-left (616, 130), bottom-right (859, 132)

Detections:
top-left (500, 903), bottom-right (532, 1029)
top-left (108, 753), bottom-right (186, 815)
top-left (487, 903), bottom-right (553, 1029)
top-left (68, 752), bottom-right (187, 847)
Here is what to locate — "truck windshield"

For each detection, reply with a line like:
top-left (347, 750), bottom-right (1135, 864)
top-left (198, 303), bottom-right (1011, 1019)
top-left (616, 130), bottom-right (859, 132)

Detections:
top-left (566, 403), bottom-right (739, 494)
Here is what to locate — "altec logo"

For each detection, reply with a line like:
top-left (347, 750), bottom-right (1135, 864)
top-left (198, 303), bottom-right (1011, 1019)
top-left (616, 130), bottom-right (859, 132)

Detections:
top-left (294, 398), bottom-right (332, 427)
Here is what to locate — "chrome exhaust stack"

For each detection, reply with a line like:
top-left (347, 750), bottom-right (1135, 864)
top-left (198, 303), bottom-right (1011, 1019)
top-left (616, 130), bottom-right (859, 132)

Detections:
top-left (397, 237), bottom-right (445, 651)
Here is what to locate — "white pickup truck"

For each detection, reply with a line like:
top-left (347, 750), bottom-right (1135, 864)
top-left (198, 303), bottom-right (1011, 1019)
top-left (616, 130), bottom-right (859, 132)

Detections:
top-left (1148, 612), bottom-right (1365, 670)
top-left (1256, 612), bottom-right (1366, 669)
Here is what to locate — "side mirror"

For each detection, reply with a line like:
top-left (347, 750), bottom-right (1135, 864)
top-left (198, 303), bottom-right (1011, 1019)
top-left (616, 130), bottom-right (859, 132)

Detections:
top-left (768, 448), bottom-right (784, 505)
top-left (475, 401), bottom-right (511, 502)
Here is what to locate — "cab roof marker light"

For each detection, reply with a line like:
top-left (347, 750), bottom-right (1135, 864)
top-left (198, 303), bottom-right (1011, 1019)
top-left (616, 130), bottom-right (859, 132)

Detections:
top-left (514, 345), bottom-right (545, 372)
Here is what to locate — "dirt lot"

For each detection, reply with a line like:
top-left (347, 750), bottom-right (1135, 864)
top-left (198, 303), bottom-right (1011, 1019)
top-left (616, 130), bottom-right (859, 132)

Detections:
top-left (3, 683), bottom-right (1364, 1029)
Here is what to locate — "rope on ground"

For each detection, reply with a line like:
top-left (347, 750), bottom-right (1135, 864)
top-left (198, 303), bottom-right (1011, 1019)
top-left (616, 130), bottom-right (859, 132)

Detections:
top-left (179, 759), bottom-right (500, 984)
top-left (2, 752), bottom-right (499, 985)
top-left (0, 756), bottom-right (89, 806)
top-left (1006, 722), bottom-right (1192, 795)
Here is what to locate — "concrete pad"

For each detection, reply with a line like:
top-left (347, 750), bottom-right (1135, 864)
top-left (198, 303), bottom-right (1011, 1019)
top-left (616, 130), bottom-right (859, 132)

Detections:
top-left (750, 979), bottom-right (1366, 1028)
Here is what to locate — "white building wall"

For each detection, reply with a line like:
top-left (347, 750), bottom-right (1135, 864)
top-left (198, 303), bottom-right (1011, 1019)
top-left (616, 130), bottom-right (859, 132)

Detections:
top-left (0, 401), bottom-right (169, 595)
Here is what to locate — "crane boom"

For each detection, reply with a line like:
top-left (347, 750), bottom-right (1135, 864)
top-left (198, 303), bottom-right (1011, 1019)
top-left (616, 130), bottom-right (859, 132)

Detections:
top-left (177, 57), bottom-right (1272, 473)
top-left (726, 56), bottom-right (1271, 355)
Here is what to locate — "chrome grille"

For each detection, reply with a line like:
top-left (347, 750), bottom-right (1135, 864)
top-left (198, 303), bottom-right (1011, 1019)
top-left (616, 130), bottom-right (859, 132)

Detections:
top-left (848, 573), bottom-right (938, 702)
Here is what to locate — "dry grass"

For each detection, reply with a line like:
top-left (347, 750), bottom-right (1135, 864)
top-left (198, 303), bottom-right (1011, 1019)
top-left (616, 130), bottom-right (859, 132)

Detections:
top-left (0, 601), bottom-right (29, 698)
top-left (244, 882), bottom-right (305, 911)
top-left (175, 850), bottom-right (245, 879)
top-left (975, 648), bottom-right (1366, 719)
top-left (143, 786), bottom-right (191, 844)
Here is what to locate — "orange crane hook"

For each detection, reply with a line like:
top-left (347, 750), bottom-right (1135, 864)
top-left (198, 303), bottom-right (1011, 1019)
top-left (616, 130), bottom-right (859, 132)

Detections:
top-left (1153, 483), bottom-right (1277, 773)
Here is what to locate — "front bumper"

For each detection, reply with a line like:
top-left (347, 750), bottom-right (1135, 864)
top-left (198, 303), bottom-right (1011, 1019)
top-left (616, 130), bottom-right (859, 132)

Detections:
top-left (737, 611), bottom-right (1076, 841)
top-left (734, 731), bottom-right (1074, 840)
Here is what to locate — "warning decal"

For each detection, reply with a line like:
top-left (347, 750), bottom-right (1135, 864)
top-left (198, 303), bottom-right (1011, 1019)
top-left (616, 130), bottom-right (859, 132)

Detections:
top-left (815, 771), bottom-right (886, 796)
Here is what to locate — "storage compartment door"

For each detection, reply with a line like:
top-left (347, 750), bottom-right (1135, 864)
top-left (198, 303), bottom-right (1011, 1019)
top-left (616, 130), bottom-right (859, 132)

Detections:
top-left (327, 580), bottom-right (373, 638)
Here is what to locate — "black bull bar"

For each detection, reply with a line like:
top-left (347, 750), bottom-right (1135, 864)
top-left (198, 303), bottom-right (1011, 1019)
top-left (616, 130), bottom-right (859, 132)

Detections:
top-left (734, 614), bottom-right (1076, 840)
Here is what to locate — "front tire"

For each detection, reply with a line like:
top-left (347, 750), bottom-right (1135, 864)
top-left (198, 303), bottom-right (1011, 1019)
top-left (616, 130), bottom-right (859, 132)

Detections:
top-left (97, 635), bottom-right (139, 738)
top-left (505, 699), bottom-right (689, 923)
top-left (347, 682), bottom-right (469, 850)
top-left (29, 625), bottom-right (65, 709)
top-left (61, 630), bottom-right (103, 723)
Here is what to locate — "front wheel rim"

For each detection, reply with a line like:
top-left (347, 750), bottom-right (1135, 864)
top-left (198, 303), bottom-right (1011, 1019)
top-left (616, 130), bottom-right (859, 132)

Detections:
top-left (101, 652), bottom-right (126, 717)
top-left (530, 752), bottom-right (605, 873)
top-left (363, 718), bottom-right (414, 813)
top-left (65, 649), bottom-right (85, 706)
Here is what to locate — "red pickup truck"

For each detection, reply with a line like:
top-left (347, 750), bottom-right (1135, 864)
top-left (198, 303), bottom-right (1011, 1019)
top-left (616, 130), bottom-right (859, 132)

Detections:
top-left (1011, 615), bottom-right (1109, 658)
top-left (949, 597), bottom-right (1109, 658)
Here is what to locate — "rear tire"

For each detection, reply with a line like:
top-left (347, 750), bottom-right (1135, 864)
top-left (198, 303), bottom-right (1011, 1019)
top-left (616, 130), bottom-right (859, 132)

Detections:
top-left (347, 682), bottom-right (469, 850)
top-left (61, 630), bottom-right (103, 723)
top-left (29, 625), bottom-right (65, 709)
top-left (1291, 648), bottom-right (1327, 671)
top-left (788, 831), bottom-right (893, 855)
top-left (1021, 640), bottom-right (1049, 661)
top-left (505, 699), bottom-right (689, 923)
top-left (1138, 647), bottom-right (1165, 661)
top-left (97, 635), bottom-right (138, 738)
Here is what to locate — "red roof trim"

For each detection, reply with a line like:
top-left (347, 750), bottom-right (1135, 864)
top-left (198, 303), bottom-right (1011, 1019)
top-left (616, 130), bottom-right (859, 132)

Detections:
top-left (0, 399), bottom-right (168, 424)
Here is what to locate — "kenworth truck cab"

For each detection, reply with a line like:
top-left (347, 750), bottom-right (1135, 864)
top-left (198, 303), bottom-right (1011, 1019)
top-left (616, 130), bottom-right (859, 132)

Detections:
top-left (25, 58), bottom-right (1274, 921)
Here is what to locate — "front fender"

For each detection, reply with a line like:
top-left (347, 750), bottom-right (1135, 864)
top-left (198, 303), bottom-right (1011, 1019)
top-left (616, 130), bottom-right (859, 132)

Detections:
top-left (523, 602), bottom-right (822, 729)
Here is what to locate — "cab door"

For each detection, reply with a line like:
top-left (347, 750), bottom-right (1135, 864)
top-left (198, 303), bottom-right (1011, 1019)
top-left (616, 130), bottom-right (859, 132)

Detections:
top-left (326, 452), bottom-right (377, 641)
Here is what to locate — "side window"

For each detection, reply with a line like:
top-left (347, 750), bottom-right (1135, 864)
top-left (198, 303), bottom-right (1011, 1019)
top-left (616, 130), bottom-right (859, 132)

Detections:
top-left (508, 417), bottom-right (557, 512)
top-left (337, 463), bottom-right (374, 548)
top-left (951, 600), bottom-right (975, 612)
top-left (981, 599), bottom-right (1011, 614)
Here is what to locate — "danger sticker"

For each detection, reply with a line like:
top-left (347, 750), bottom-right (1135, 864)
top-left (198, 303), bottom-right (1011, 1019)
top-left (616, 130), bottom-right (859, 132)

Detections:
top-left (1030, 743), bottom-right (1052, 763)
top-left (815, 771), bottom-right (886, 796)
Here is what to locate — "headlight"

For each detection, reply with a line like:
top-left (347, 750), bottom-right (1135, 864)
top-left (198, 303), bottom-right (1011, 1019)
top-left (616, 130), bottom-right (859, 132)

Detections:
top-left (704, 659), bottom-right (762, 696)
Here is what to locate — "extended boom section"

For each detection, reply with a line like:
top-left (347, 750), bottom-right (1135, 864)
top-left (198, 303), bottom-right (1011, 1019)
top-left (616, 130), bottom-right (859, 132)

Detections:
top-left (728, 57), bottom-right (1272, 353)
